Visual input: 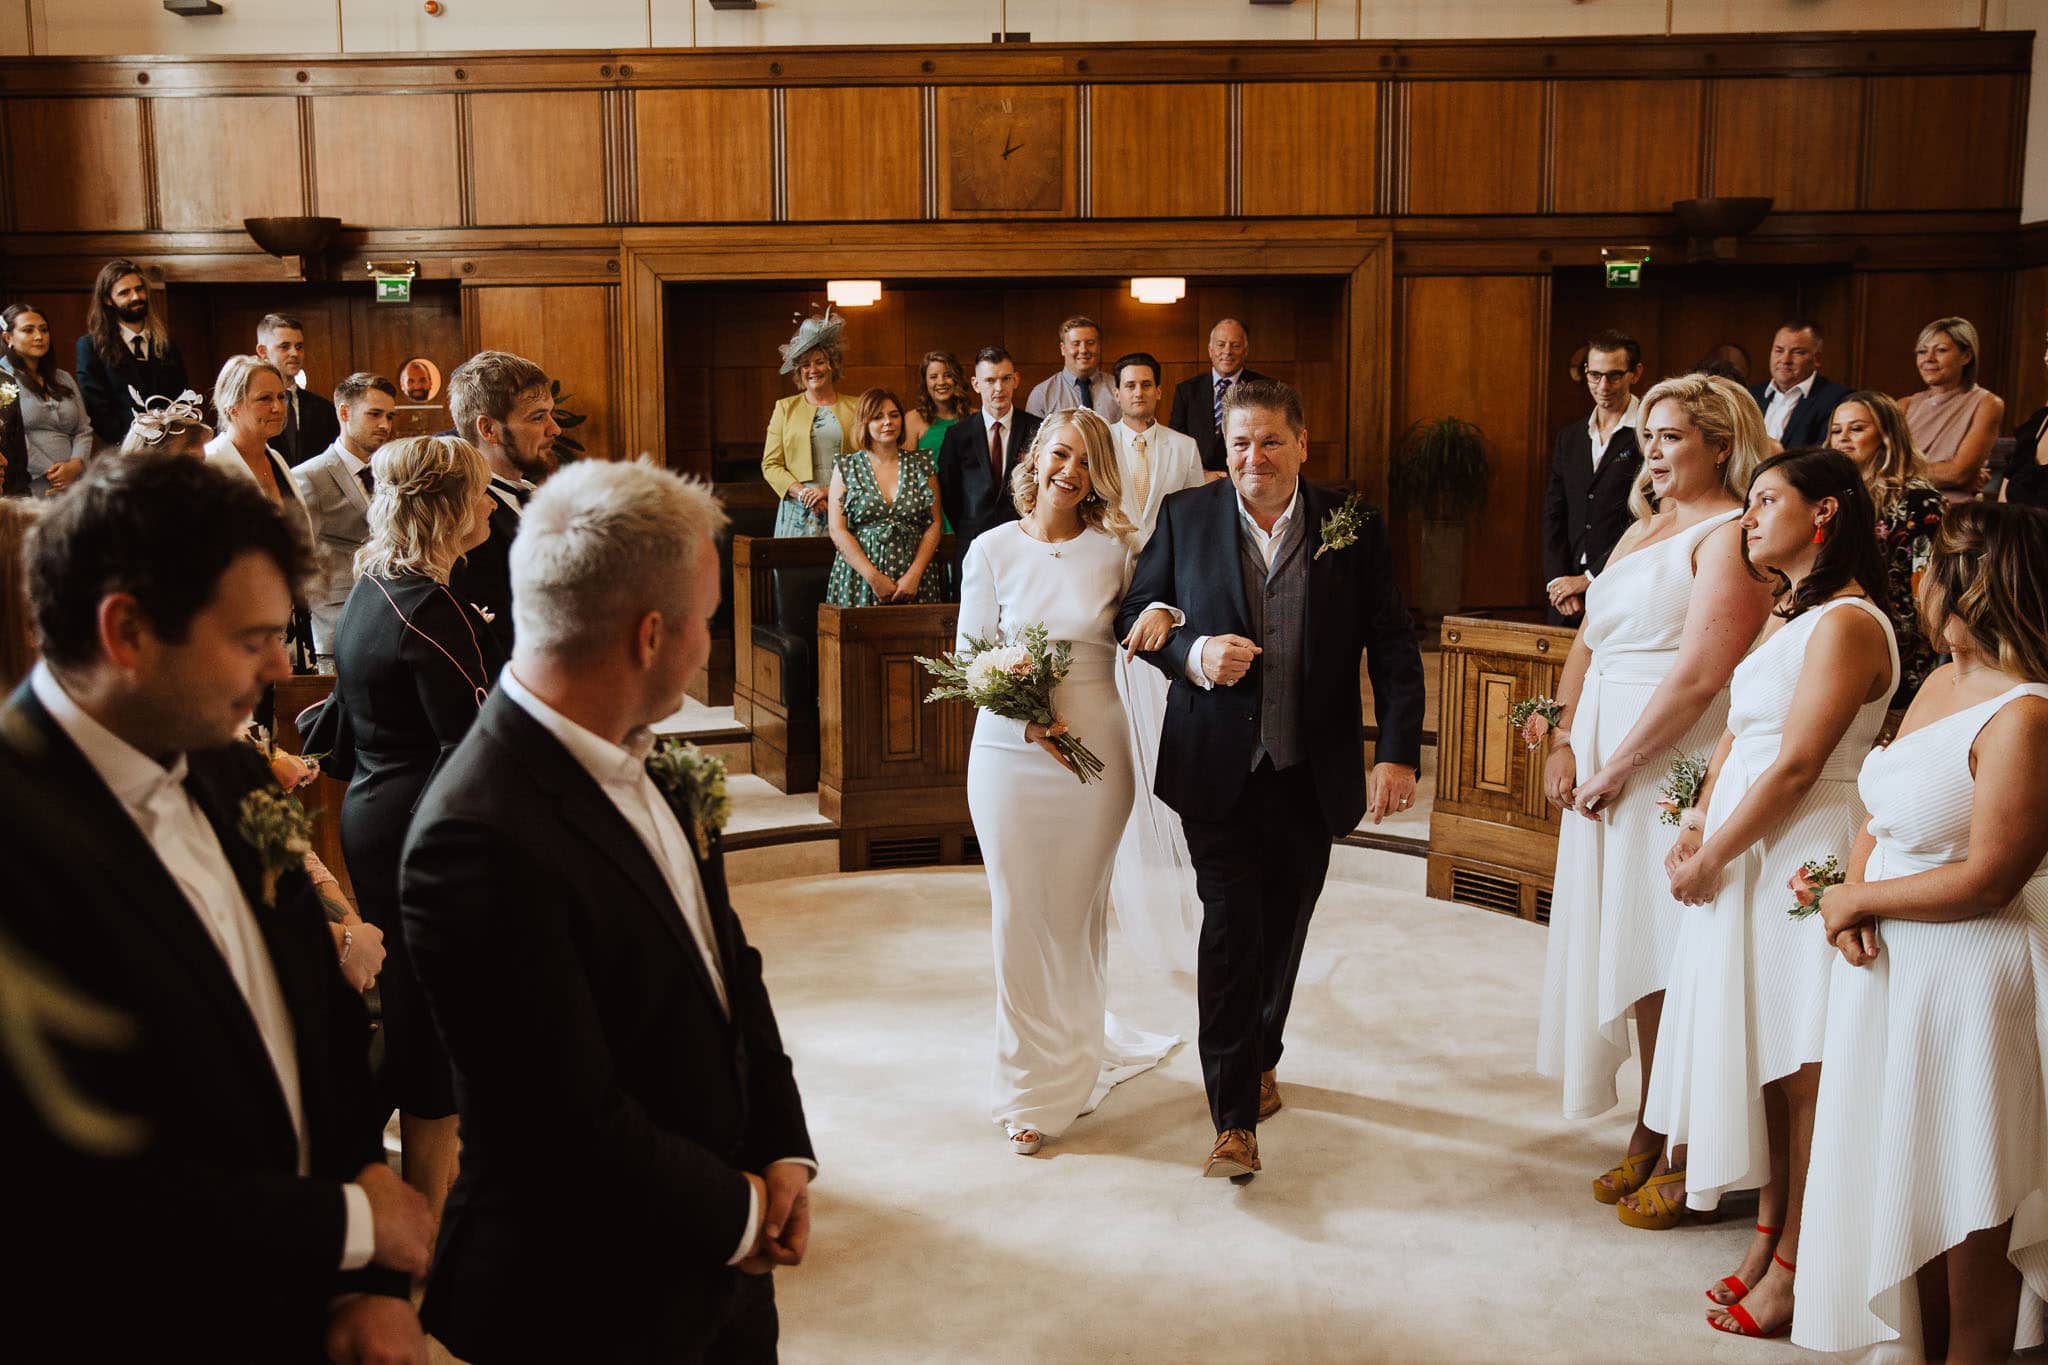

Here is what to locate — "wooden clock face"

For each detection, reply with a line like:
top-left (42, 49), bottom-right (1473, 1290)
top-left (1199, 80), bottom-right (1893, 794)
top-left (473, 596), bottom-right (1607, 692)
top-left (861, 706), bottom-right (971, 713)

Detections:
top-left (944, 90), bottom-right (1068, 215)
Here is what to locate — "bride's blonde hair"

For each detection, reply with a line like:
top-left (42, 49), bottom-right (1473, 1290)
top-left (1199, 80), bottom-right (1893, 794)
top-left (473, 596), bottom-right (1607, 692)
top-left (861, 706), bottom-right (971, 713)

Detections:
top-left (1008, 408), bottom-right (1139, 549)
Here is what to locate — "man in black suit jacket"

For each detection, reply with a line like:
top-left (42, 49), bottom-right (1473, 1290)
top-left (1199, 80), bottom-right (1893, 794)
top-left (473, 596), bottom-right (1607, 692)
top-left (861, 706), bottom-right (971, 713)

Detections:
top-left (937, 345), bottom-right (1041, 566)
top-left (1117, 379), bottom-right (1424, 1180)
top-left (0, 455), bottom-right (431, 1363)
top-left (403, 460), bottom-right (814, 1364)
top-left (1542, 329), bottom-right (1646, 626)
top-left (74, 257), bottom-right (193, 445)
top-left (1749, 318), bottom-right (1854, 452)
top-left (1167, 318), bottom-right (1269, 474)
top-left (256, 312), bottom-right (343, 466)
top-left (445, 350), bottom-right (562, 655)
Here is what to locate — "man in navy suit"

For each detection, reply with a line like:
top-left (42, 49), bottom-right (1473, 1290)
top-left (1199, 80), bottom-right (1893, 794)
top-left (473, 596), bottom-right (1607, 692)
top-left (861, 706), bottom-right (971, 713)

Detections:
top-left (937, 345), bottom-right (1041, 568)
top-left (1117, 378), bottom-right (1424, 1181)
top-left (1749, 319), bottom-right (1853, 452)
top-left (1168, 318), bottom-right (1269, 475)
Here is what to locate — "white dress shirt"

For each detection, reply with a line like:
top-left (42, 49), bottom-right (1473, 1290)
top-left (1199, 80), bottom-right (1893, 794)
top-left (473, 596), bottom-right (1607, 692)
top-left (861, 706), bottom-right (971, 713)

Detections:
top-left (1763, 373), bottom-right (1816, 443)
top-left (30, 663), bottom-right (375, 1269)
top-left (1587, 393), bottom-right (1642, 472)
top-left (1155, 481), bottom-right (1303, 690)
top-left (497, 669), bottom-right (815, 1262)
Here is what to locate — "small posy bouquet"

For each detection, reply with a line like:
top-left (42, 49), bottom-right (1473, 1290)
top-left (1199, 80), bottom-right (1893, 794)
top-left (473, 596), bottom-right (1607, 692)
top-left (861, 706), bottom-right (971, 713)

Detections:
top-left (918, 623), bottom-right (1105, 783)
top-left (1787, 855), bottom-right (1845, 921)
top-left (1315, 492), bottom-right (1365, 561)
top-left (647, 738), bottom-right (731, 850)
top-left (1655, 750), bottom-right (1710, 827)
top-left (1510, 695), bottom-right (1565, 750)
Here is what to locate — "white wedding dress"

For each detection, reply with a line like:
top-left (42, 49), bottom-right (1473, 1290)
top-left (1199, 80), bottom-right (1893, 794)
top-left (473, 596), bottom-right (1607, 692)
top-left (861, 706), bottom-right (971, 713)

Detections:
top-left (959, 522), bottom-right (1179, 1138)
top-left (1107, 426), bottom-right (1210, 975)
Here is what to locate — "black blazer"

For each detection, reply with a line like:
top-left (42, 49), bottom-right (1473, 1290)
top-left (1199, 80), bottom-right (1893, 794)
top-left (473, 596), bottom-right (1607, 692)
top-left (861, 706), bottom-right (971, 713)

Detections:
top-left (1748, 375), bottom-right (1854, 452)
top-left (1541, 418), bottom-right (1643, 590)
top-left (1115, 479), bottom-right (1425, 837)
top-left (280, 387), bottom-right (342, 467)
top-left (937, 408), bottom-right (1040, 564)
top-left (449, 484), bottom-right (525, 657)
top-left (75, 333), bottom-right (192, 444)
top-left (0, 684), bottom-right (404, 1363)
top-left (1168, 368), bottom-right (1271, 473)
top-left (401, 690), bottom-right (814, 1364)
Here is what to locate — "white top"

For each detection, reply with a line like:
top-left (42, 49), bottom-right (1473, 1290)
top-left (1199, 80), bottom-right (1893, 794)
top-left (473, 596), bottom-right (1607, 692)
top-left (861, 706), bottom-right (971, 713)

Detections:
top-left (1762, 373), bottom-right (1816, 442)
top-left (29, 663), bottom-right (373, 1269)
top-left (1587, 393), bottom-right (1641, 470)
top-left (202, 432), bottom-right (314, 542)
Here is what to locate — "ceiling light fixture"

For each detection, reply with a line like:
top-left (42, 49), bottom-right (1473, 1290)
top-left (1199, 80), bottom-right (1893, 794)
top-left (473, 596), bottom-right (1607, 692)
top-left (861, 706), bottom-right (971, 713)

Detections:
top-left (826, 280), bottom-right (883, 307)
top-left (1129, 277), bottom-right (1186, 305)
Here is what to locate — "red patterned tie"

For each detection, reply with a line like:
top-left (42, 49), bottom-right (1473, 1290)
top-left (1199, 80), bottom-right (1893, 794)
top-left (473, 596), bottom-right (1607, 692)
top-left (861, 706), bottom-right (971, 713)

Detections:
top-left (989, 420), bottom-right (1004, 481)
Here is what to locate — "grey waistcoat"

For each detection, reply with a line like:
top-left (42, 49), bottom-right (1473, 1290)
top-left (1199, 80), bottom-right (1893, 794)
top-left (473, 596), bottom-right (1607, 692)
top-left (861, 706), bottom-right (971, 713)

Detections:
top-left (1238, 508), bottom-right (1309, 771)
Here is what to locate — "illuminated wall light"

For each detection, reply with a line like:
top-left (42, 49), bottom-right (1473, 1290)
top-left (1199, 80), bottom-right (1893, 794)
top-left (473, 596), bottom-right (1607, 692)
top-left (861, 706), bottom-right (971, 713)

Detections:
top-left (826, 280), bottom-right (883, 307)
top-left (1129, 277), bottom-right (1187, 305)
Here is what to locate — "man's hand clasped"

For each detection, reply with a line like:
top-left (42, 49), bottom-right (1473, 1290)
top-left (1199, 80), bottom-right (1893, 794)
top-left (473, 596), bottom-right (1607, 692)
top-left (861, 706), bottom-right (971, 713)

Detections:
top-left (1201, 635), bottom-right (1262, 687)
top-left (738, 1165), bottom-right (812, 1276)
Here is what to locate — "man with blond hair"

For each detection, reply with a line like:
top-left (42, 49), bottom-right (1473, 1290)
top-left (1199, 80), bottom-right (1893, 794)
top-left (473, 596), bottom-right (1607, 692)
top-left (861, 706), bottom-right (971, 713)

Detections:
top-left (1024, 314), bottom-right (1118, 422)
top-left (403, 460), bottom-right (816, 1364)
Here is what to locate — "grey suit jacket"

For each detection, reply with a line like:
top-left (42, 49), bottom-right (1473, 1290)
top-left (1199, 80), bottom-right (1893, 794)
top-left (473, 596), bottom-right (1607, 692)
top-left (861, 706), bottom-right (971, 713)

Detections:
top-left (292, 441), bottom-right (372, 656)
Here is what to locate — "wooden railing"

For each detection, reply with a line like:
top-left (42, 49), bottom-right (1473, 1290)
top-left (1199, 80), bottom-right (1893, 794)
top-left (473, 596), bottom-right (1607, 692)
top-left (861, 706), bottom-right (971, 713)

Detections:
top-left (1425, 616), bottom-right (1573, 923)
top-left (817, 602), bottom-right (977, 872)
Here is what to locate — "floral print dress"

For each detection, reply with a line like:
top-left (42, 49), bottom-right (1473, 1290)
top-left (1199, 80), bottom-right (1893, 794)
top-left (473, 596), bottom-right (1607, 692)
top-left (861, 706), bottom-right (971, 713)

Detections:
top-left (826, 446), bottom-right (945, 607)
top-left (1874, 477), bottom-right (1946, 708)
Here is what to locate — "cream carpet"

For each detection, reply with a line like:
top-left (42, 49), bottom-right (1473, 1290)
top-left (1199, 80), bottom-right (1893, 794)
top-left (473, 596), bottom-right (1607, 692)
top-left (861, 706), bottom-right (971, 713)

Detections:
top-left (720, 865), bottom-right (1819, 1365)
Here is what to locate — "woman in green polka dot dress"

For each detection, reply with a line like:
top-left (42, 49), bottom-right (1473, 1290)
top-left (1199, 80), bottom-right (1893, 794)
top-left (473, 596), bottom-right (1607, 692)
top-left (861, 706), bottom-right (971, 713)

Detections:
top-left (826, 387), bottom-right (946, 607)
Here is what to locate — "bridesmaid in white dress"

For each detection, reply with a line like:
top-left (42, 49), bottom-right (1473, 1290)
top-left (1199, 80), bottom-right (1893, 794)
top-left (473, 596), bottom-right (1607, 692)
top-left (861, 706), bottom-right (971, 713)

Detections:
top-left (1796, 503), bottom-right (2048, 1363)
top-left (1536, 374), bottom-right (1774, 1219)
top-left (1643, 450), bottom-right (1897, 1338)
top-left (959, 407), bottom-right (1179, 1156)
top-left (1102, 354), bottom-right (1210, 976)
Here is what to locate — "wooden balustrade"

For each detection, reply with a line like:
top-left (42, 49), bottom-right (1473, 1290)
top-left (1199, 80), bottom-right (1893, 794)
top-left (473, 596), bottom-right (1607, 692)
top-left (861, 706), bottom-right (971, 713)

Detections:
top-left (730, 534), bottom-right (835, 793)
top-left (817, 602), bottom-right (977, 873)
top-left (1425, 616), bottom-right (1573, 923)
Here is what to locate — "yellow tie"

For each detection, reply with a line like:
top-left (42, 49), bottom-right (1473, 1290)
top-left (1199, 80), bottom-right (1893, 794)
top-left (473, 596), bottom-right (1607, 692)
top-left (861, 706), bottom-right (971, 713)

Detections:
top-left (1129, 431), bottom-right (1151, 511)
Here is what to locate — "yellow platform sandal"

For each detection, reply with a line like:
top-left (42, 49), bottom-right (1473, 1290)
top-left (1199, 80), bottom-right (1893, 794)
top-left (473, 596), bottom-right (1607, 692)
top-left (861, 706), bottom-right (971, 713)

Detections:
top-left (1591, 1148), bottom-right (1656, 1206)
top-left (1616, 1169), bottom-right (1720, 1229)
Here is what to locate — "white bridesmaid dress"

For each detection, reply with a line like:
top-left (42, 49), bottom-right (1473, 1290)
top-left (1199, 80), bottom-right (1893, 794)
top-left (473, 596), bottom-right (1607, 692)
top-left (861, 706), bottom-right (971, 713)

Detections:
top-left (959, 523), bottom-right (1179, 1138)
top-left (1642, 597), bottom-right (1896, 1210)
top-left (1794, 682), bottom-right (2048, 1356)
top-left (1538, 507), bottom-right (1743, 1119)
top-left (1107, 428), bottom-right (1209, 976)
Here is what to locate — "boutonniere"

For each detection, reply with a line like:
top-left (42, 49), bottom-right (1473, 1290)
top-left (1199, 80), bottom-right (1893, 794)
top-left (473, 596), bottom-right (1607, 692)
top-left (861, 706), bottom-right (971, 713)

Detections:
top-left (1314, 491), bottom-right (1366, 560)
top-left (237, 786), bottom-right (314, 908)
top-left (470, 602), bottom-right (496, 625)
top-left (646, 738), bottom-right (730, 850)
top-left (0, 381), bottom-right (18, 408)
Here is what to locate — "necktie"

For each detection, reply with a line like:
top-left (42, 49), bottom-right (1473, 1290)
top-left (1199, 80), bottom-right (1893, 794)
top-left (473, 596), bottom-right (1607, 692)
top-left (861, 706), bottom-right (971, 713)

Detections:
top-left (988, 420), bottom-right (1004, 481)
top-left (1076, 376), bottom-right (1093, 411)
top-left (1129, 432), bottom-right (1151, 511)
top-left (1214, 376), bottom-right (1231, 435)
top-left (356, 466), bottom-right (374, 498)
top-left (130, 334), bottom-right (148, 363)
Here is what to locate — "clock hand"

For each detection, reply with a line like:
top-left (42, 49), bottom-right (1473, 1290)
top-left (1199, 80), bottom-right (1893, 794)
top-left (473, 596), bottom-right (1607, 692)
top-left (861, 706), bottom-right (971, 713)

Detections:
top-left (1001, 138), bottom-right (1022, 160)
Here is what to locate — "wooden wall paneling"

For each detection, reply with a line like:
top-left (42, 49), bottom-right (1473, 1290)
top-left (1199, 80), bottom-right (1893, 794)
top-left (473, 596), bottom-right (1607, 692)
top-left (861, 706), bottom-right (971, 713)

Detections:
top-left (1090, 84), bottom-right (1229, 219)
top-left (21, 293), bottom-right (91, 375)
top-left (309, 93), bottom-right (462, 229)
top-left (469, 283), bottom-right (618, 456)
top-left (1395, 274), bottom-right (1545, 610)
top-left (2011, 265), bottom-right (2048, 425)
top-left (1241, 82), bottom-right (1377, 217)
top-left (468, 91), bottom-right (607, 226)
top-left (1404, 81), bottom-right (1544, 215)
top-left (633, 87), bottom-right (775, 224)
top-left (1850, 268), bottom-right (2010, 404)
top-left (1549, 79), bottom-right (1702, 214)
top-left (934, 85), bottom-right (1078, 220)
top-left (1707, 75), bottom-right (1862, 212)
top-left (6, 98), bottom-right (149, 232)
top-left (784, 86), bottom-right (922, 223)
top-left (151, 96), bottom-right (306, 231)
top-left (1863, 74), bottom-right (2023, 213)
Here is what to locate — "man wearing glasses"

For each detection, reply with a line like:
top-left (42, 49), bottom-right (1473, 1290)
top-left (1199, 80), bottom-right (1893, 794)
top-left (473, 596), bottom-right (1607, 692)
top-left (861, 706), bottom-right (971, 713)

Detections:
top-left (1541, 329), bottom-right (1645, 625)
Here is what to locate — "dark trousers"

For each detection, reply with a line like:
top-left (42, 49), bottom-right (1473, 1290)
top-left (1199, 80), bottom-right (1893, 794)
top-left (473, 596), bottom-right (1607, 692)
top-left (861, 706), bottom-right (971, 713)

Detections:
top-left (703, 1273), bottom-right (780, 1365)
top-left (1180, 760), bottom-right (1334, 1133)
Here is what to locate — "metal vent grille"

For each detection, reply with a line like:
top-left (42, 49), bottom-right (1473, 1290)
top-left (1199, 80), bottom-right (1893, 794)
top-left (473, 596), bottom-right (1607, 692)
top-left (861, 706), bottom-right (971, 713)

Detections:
top-left (1450, 866), bottom-right (1522, 918)
top-left (866, 835), bottom-right (943, 869)
top-left (1534, 889), bottom-right (1552, 925)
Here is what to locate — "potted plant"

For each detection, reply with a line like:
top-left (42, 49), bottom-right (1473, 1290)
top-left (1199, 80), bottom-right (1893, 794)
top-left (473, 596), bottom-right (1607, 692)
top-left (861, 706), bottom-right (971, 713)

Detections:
top-left (1388, 416), bottom-right (1490, 620)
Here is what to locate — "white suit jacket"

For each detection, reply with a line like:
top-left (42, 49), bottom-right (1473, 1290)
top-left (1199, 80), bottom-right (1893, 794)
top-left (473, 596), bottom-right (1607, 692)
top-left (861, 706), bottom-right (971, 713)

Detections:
top-left (1110, 420), bottom-right (1206, 549)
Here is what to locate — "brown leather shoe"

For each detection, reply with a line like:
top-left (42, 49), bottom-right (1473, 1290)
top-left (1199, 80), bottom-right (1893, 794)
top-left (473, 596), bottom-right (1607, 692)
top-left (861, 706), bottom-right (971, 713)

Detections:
top-left (1259, 1070), bottom-right (1282, 1122)
top-left (1204, 1127), bottom-right (1260, 1179)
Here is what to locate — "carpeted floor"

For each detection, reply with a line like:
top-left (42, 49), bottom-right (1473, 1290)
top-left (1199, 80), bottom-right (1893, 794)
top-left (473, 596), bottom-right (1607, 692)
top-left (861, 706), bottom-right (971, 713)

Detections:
top-left (717, 865), bottom-right (1818, 1365)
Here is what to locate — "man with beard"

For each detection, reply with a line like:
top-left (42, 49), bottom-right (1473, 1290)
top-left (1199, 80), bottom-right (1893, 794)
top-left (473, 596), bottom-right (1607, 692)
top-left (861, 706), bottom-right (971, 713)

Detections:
top-left (447, 350), bottom-right (560, 655)
top-left (292, 371), bottom-right (399, 669)
top-left (75, 257), bottom-right (192, 444)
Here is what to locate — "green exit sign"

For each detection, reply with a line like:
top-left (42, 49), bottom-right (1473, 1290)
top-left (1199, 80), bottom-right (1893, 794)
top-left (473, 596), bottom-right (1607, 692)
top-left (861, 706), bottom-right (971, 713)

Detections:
top-left (1605, 260), bottom-right (1642, 289)
top-left (374, 275), bottom-right (412, 304)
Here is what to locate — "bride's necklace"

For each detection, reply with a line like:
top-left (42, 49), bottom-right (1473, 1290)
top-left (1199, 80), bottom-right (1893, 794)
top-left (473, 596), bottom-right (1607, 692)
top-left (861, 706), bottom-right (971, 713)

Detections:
top-left (1020, 517), bottom-right (1084, 559)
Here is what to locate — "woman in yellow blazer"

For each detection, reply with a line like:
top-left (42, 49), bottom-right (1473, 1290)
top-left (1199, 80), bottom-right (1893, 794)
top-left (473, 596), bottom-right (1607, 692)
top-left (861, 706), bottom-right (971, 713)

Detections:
top-left (764, 308), bottom-right (861, 536)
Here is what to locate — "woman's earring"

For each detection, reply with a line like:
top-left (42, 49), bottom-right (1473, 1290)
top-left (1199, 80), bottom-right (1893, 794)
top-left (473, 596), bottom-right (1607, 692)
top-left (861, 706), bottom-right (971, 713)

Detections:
top-left (1812, 523), bottom-right (1828, 545)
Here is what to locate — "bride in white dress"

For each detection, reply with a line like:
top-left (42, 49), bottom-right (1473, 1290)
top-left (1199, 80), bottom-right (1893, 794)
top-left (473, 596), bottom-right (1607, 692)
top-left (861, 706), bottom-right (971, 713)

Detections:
top-left (958, 407), bottom-right (1179, 1155)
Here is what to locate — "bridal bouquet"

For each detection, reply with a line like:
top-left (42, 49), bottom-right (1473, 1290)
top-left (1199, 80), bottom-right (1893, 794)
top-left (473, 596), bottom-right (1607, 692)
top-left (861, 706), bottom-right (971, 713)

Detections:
top-left (1786, 855), bottom-right (1845, 921)
top-left (1510, 695), bottom-right (1565, 750)
top-left (1655, 750), bottom-right (1710, 827)
top-left (918, 622), bottom-right (1105, 784)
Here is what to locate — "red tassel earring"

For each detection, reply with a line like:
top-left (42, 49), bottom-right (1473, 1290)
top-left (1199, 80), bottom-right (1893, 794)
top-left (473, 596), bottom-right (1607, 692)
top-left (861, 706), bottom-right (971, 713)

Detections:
top-left (1812, 524), bottom-right (1827, 545)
